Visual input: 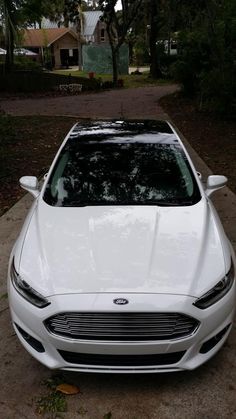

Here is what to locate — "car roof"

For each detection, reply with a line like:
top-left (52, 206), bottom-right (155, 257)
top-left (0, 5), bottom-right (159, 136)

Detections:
top-left (67, 120), bottom-right (180, 146)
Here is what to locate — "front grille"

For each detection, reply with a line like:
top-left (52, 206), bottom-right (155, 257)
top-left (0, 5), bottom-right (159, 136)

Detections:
top-left (45, 312), bottom-right (199, 341)
top-left (58, 350), bottom-right (186, 366)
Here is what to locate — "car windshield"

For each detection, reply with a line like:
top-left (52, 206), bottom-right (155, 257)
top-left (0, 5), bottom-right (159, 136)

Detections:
top-left (43, 140), bottom-right (201, 207)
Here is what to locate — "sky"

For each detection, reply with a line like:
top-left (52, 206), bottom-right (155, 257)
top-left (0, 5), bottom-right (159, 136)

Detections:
top-left (116, 0), bottom-right (122, 10)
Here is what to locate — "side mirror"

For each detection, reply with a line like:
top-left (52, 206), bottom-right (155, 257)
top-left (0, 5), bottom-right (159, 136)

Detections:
top-left (19, 176), bottom-right (40, 198)
top-left (205, 175), bottom-right (228, 197)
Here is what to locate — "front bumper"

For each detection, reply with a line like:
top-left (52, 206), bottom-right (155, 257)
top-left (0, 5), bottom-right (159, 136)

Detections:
top-left (8, 287), bottom-right (235, 373)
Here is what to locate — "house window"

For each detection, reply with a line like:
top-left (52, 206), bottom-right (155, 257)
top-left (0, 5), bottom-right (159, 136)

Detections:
top-left (100, 28), bottom-right (105, 42)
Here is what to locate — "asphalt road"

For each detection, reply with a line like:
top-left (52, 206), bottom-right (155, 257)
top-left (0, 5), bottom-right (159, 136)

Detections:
top-left (0, 86), bottom-right (236, 418)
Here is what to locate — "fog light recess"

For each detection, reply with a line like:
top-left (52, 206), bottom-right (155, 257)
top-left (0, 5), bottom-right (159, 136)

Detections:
top-left (200, 324), bottom-right (231, 354)
top-left (15, 323), bottom-right (45, 353)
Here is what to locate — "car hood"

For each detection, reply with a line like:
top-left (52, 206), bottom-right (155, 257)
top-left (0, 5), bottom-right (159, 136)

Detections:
top-left (19, 199), bottom-right (226, 297)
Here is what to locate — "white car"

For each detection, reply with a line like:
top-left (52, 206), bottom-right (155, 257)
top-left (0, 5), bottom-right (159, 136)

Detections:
top-left (8, 120), bottom-right (235, 373)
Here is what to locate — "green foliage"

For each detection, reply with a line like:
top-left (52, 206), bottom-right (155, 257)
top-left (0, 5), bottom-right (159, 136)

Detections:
top-left (14, 56), bottom-right (43, 72)
top-left (20, 0), bottom-right (64, 26)
top-left (199, 67), bottom-right (236, 114)
top-left (0, 70), bottom-right (100, 92)
top-left (133, 36), bottom-right (149, 66)
top-left (171, 0), bottom-right (236, 114)
top-left (98, 0), bottom-right (143, 83)
top-left (64, 0), bottom-right (82, 26)
top-left (36, 391), bottom-right (67, 415)
top-left (0, 0), bottom-right (64, 72)
top-left (36, 373), bottom-right (67, 415)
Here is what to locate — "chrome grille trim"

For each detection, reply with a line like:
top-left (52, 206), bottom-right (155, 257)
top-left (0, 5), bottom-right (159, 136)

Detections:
top-left (45, 312), bottom-right (200, 341)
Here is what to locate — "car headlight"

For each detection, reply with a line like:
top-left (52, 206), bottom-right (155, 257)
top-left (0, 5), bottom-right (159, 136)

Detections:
top-left (193, 260), bottom-right (235, 309)
top-left (10, 259), bottom-right (50, 308)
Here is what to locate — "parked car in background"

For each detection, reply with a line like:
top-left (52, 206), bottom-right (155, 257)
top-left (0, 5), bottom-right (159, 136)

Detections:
top-left (8, 120), bottom-right (235, 373)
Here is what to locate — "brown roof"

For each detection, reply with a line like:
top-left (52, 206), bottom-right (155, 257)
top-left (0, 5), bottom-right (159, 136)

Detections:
top-left (22, 28), bottom-right (78, 47)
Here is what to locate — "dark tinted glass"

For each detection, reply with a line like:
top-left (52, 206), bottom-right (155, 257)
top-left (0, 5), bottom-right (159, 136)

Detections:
top-left (43, 141), bottom-right (201, 207)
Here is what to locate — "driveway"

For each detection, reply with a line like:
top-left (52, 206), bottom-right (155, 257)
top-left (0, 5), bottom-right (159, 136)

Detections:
top-left (0, 85), bottom-right (177, 118)
top-left (0, 85), bottom-right (236, 418)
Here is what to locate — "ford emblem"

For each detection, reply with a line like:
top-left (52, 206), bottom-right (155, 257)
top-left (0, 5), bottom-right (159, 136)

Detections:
top-left (113, 298), bottom-right (129, 305)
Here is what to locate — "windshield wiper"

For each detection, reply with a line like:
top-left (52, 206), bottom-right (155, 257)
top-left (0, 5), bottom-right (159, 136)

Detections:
top-left (142, 199), bottom-right (194, 207)
top-left (61, 199), bottom-right (195, 207)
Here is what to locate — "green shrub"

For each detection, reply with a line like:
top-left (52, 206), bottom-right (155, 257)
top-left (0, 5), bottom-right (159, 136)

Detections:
top-left (170, 59), bottom-right (198, 97)
top-left (14, 56), bottom-right (42, 72)
top-left (0, 71), bottom-right (101, 93)
top-left (199, 67), bottom-right (236, 115)
top-left (170, 1), bottom-right (236, 115)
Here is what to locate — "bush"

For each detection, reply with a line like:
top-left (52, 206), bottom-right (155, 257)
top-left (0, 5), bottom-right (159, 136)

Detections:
top-left (159, 53), bottom-right (178, 79)
top-left (0, 57), bottom-right (42, 73)
top-left (14, 56), bottom-right (42, 72)
top-left (199, 67), bottom-right (236, 115)
top-left (170, 1), bottom-right (236, 115)
top-left (0, 71), bottom-right (101, 93)
top-left (170, 60), bottom-right (199, 97)
top-left (102, 80), bottom-right (114, 89)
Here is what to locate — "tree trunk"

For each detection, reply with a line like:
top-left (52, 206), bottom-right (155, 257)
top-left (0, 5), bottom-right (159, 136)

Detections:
top-left (111, 46), bottom-right (118, 85)
top-left (5, 14), bottom-right (14, 73)
top-left (149, 0), bottom-right (162, 78)
top-left (76, 12), bottom-right (83, 71)
top-left (107, 23), bottom-right (119, 85)
top-left (78, 38), bottom-right (83, 71)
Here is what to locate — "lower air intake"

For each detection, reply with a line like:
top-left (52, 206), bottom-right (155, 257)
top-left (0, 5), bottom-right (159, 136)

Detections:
top-left (58, 350), bottom-right (186, 366)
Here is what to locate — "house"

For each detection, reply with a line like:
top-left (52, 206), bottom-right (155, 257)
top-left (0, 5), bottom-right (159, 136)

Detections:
top-left (22, 12), bottom-right (128, 73)
top-left (22, 28), bottom-right (78, 68)
top-left (82, 11), bottom-right (109, 44)
top-left (35, 11), bottom-right (109, 45)
top-left (81, 11), bottom-right (128, 74)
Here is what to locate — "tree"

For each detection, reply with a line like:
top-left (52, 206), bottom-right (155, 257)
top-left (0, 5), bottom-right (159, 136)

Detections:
top-left (84, 0), bottom-right (100, 10)
top-left (0, 0), bottom-right (22, 72)
top-left (63, 0), bottom-right (84, 70)
top-left (21, 0), bottom-right (64, 28)
top-left (98, 0), bottom-right (142, 84)
top-left (171, 0), bottom-right (236, 114)
top-left (148, 0), bottom-right (163, 78)
top-left (0, 0), bottom-right (65, 72)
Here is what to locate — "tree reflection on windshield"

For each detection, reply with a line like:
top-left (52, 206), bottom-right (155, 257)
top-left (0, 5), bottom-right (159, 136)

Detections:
top-left (44, 142), bottom-right (200, 207)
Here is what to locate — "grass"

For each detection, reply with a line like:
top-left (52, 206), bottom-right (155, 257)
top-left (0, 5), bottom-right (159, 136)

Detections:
top-left (53, 69), bottom-right (171, 89)
top-left (36, 376), bottom-right (68, 416)
top-left (36, 391), bottom-right (67, 416)
top-left (36, 373), bottom-right (68, 416)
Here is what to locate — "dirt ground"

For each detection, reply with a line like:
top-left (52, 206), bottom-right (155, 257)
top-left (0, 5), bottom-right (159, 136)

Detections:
top-left (0, 116), bottom-right (78, 216)
top-left (160, 93), bottom-right (236, 194)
